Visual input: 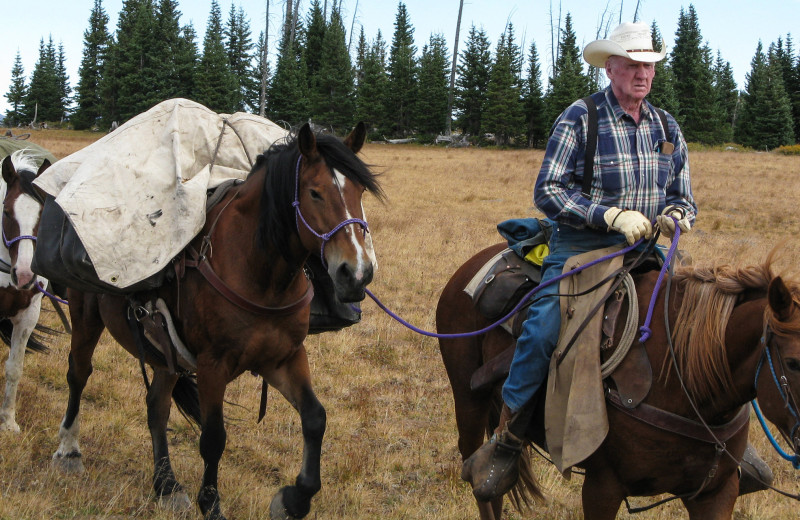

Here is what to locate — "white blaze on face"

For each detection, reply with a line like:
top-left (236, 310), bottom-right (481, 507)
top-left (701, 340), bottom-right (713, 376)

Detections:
top-left (332, 168), bottom-right (374, 280)
top-left (12, 194), bottom-right (40, 287)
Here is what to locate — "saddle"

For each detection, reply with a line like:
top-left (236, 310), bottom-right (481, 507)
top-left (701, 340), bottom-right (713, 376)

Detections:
top-left (465, 246), bottom-right (661, 406)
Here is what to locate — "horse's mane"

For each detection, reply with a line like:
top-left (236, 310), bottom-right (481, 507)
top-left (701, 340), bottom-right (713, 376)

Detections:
top-left (669, 249), bottom-right (800, 403)
top-left (252, 130), bottom-right (383, 264)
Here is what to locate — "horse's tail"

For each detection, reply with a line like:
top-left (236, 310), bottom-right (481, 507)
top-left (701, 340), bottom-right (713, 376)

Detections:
top-left (0, 318), bottom-right (56, 353)
top-left (507, 444), bottom-right (544, 513)
top-left (172, 373), bottom-right (202, 427)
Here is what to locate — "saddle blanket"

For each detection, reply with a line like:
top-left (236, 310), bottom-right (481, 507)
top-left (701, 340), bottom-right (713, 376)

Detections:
top-left (33, 98), bottom-right (288, 290)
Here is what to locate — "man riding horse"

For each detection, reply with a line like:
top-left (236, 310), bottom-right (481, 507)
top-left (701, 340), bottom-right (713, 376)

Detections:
top-left (461, 21), bottom-right (772, 501)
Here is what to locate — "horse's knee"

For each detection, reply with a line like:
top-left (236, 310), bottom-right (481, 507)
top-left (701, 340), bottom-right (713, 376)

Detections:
top-left (301, 398), bottom-right (326, 440)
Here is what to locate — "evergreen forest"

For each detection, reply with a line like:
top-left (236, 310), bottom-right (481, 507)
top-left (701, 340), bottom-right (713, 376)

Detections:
top-left (4, 1), bottom-right (800, 150)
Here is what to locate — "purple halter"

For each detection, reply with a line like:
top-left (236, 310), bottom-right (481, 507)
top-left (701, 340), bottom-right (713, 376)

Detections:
top-left (2, 225), bottom-right (37, 248)
top-left (291, 156), bottom-right (369, 267)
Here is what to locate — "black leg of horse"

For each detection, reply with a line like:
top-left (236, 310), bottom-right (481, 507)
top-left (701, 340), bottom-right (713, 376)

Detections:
top-left (147, 369), bottom-right (192, 511)
top-left (197, 369), bottom-right (228, 520)
top-left (53, 292), bottom-right (104, 474)
top-left (268, 348), bottom-right (326, 520)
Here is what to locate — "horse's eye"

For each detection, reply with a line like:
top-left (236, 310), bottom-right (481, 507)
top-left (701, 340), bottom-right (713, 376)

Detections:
top-left (786, 358), bottom-right (800, 372)
top-left (310, 189), bottom-right (323, 201)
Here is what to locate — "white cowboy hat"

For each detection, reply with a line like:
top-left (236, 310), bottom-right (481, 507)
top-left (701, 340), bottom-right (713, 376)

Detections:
top-left (583, 22), bottom-right (666, 68)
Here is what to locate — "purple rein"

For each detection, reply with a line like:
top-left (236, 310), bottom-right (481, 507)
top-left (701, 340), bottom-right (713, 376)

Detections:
top-left (292, 156), bottom-right (369, 268)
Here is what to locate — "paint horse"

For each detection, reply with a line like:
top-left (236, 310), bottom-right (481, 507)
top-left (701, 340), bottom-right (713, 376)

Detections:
top-left (0, 150), bottom-right (54, 432)
top-left (437, 242), bottom-right (800, 519)
top-left (49, 123), bottom-right (382, 520)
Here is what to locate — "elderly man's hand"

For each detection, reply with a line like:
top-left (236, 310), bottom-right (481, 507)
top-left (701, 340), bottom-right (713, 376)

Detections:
top-left (603, 207), bottom-right (652, 245)
top-left (656, 205), bottom-right (691, 240)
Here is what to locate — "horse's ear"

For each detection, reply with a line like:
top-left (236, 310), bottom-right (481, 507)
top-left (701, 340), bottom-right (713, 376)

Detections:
top-left (1, 155), bottom-right (15, 184)
top-left (298, 123), bottom-right (319, 160)
top-left (37, 159), bottom-right (51, 175)
top-left (344, 121), bottom-right (367, 154)
top-left (768, 276), bottom-right (794, 322)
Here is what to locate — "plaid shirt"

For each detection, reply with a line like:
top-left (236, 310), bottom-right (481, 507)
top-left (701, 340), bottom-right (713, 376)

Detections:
top-left (534, 87), bottom-right (697, 230)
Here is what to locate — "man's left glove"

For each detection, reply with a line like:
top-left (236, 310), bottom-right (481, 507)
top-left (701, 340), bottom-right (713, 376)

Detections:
top-left (656, 205), bottom-right (691, 239)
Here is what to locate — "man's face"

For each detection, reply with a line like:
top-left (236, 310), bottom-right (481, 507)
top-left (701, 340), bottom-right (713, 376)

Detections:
top-left (605, 55), bottom-right (655, 105)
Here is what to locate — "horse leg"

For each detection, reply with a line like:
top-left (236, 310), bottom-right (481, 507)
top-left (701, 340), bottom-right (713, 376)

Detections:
top-left (581, 467), bottom-right (626, 520)
top-left (682, 474), bottom-right (738, 520)
top-left (266, 346), bottom-right (326, 520)
top-left (196, 365), bottom-right (228, 520)
top-left (147, 369), bottom-right (192, 511)
top-left (53, 292), bottom-right (104, 474)
top-left (0, 299), bottom-right (42, 432)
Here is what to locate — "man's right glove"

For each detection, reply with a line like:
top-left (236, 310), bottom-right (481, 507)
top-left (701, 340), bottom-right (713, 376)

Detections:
top-left (656, 205), bottom-right (692, 239)
top-left (603, 207), bottom-right (653, 245)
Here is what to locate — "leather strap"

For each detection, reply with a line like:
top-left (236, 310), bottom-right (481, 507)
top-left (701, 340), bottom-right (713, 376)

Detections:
top-left (581, 95), bottom-right (598, 199)
top-left (185, 246), bottom-right (314, 317)
top-left (606, 388), bottom-right (750, 444)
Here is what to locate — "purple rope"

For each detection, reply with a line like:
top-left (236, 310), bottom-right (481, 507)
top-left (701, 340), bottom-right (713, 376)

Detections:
top-left (292, 156), bottom-right (369, 267)
top-left (2, 227), bottom-right (36, 247)
top-left (637, 219), bottom-right (681, 343)
top-left (365, 239), bottom-right (642, 339)
top-left (35, 282), bottom-right (68, 304)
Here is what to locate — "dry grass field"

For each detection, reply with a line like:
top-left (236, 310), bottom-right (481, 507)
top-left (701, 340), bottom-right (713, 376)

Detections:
top-left (1, 128), bottom-right (799, 519)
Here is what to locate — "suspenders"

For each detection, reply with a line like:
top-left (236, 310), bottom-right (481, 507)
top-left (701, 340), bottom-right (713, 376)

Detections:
top-left (580, 95), bottom-right (670, 200)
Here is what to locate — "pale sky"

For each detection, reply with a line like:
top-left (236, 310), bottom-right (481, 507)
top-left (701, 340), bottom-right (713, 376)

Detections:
top-left (3, 0), bottom-right (800, 115)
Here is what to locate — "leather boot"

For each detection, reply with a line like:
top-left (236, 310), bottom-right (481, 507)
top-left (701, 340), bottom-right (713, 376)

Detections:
top-left (461, 404), bottom-right (524, 502)
top-left (737, 442), bottom-right (774, 496)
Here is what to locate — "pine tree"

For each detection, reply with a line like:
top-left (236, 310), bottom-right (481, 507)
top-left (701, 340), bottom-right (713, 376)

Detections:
top-left (304, 0), bottom-right (327, 89)
top-left (385, 2), bottom-right (417, 136)
top-left (195, 0), bottom-right (238, 113)
top-left (354, 26), bottom-right (368, 84)
top-left (482, 24), bottom-right (524, 146)
top-left (24, 37), bottom-right (62, 123)
top-left (544, 13), bottom-right (590, 125)
top-left (736, 42), bottom-right (795, 149)
top-left (647, 22), bottom-right (679, 115)
top-left (774, 35), bottom-right (800, 141)
top-left (354, 31), bottom-right (388, 134)
top-left (225, 4), bottom-right (256, 111)
top-left (110, 0), bottom-right (162, 121)
top-left (173, 24), bottom-right (199, 100)
top-left (414, 33), bottom-right (450, 137)
top-left (151, 0), bottom-right (187, 101)
top-left (454, 24), bottom-right (491, 137)
top-left (250, 30), bottom-right (270, 115)
top-left (712, 51), bottom-right (737, 143)
top-left (522, 41), bottom-right (547, 148)
top-left (55, 42), bottom-right (72, 121)
top-left (72, 0), bottom-right (111, 130)
top-left (4, 52), bottom-right (28, 127)
top-left (669, 5), bottom-right (722, 143)
top-left (268, 13), bottom-right (308, 125)
top-left (308, 5), bottom-right (355, 131)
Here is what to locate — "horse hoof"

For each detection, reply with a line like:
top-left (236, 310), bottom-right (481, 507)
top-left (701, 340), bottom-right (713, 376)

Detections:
top-left (269, 488), bottom-right (298, 520)
top-left (0, 418), bottom-right (21, 433)
top-left (52, 452), bottom-right (85, 474)
top-left (157, 490), bottom-right (193, 511)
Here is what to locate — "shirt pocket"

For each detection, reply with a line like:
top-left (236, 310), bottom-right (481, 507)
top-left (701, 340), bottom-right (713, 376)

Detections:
top-left (594, 154), bottom-right (633, 195)
top-left (655, 151), bottom-right (672, 189)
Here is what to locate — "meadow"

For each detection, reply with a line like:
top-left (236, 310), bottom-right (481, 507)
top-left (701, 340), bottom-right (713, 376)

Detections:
top-left (1, 128), bottom-right (799, 519)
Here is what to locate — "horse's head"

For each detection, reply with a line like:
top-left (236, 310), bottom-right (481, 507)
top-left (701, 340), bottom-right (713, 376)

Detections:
top-left (756, 275), bottom-right (800, 455)
top-left (1, 152), bottom-right (49, 289)
top-left (293, 122), bottom-right (383, 302)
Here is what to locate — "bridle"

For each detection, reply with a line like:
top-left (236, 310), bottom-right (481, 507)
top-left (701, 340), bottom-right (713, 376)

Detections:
top-left (291, 156), bottom-right (369, 268)
top-left (754, 323), bottom-right (800, 468)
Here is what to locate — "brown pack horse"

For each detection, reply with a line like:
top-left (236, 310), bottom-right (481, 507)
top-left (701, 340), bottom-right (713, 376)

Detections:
top-left (45, 123), bottom-right (383, 520)
top-left (437, 241), bottom-right (800, 519)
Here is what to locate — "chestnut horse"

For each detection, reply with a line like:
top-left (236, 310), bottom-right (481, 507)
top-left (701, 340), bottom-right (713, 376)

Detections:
top-left (0, 150), bottom-right (55, 433)
top-left (48, 123), bottom-right (382, 520)
top-left (437, 242), bottom-right (800, 519)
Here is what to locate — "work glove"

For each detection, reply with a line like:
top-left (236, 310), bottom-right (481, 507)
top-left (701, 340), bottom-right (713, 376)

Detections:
top-left (656, 205), bottom-right (692, 240)
top-left (603, 207), bottom-right (652, 245)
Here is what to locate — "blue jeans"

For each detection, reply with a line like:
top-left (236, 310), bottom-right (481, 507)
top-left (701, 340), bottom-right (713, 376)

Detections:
top-left (502, 225), bottom-right (627, 413)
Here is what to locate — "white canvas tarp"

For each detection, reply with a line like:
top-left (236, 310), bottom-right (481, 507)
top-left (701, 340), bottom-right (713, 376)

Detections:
top-left (34, 98), bottom-right (289, 289)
